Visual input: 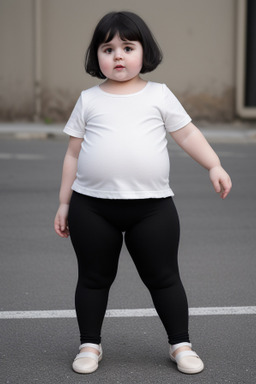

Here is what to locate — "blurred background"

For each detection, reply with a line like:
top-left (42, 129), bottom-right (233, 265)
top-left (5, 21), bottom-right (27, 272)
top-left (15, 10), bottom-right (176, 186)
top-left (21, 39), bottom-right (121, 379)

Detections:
top-left (1, 3), bottom-right (256, 382)
top-left (0, 0), bottom-right (256, 123)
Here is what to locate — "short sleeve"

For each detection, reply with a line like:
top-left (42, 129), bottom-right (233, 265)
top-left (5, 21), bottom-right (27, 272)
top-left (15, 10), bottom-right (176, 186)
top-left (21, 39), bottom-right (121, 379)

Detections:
top-left (63, 93), bottom-right (86, 138)
top-left (161, 84), bottom-right (191, 132)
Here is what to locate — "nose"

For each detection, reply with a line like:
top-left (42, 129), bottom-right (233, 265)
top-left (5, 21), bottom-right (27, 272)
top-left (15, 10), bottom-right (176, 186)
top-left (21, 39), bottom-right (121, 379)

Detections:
top-left (114, 48), bottom-right (123, 60)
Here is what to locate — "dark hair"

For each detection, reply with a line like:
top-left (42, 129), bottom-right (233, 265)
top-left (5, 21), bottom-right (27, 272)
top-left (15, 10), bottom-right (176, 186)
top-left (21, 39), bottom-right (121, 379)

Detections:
top-left (85, 11), bottom-right (163, 79)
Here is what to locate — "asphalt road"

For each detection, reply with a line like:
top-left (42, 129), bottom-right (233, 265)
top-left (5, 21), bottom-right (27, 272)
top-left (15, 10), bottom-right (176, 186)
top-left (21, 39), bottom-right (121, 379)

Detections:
top-left (0, 135), bottom-right (256, 384)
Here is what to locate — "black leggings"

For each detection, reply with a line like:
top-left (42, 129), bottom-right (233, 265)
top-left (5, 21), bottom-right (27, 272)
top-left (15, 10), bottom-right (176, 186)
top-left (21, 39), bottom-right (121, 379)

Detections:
top-left (68, 192), bottom-right (190, 345)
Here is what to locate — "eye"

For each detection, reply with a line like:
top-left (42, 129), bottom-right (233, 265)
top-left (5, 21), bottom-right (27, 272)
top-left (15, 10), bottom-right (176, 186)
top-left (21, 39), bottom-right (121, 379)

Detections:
top-left (124, 46), bottom-right (133, 52)
top-left (104, 48), bottom-right (112, 54)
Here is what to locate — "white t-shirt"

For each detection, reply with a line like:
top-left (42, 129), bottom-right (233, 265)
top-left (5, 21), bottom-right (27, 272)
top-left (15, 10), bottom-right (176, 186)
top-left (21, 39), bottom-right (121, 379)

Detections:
top-left (64, 81), bottom-right (191, 199)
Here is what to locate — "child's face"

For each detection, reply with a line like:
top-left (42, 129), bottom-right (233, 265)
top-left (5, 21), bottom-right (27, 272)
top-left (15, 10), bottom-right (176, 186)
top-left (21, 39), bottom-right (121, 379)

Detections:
top-left (97, 34), bottom-right (143, 83)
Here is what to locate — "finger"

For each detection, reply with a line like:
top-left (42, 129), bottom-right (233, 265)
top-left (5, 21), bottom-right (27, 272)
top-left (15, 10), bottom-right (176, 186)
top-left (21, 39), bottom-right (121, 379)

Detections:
top-left (220, 179), bottom-right (232, 199)
top-left (54, 224), bottom-right (64, 237)
top-left (221, 186), bottom-right (231, 199)
top-left (212, 179), bottom-right (221, 194)
top-left (221, 190), bottom-right (229, 199)
top-left (62, 226), bottom-right (70, 237)
top-left (57, 229), bottom-right (69, 238)
top-left (54, 220), bottom-right (60, 235)
top-left (59, 218), bottom-right (69, 233)
top-left (54, 220), bottom-right (68, 238)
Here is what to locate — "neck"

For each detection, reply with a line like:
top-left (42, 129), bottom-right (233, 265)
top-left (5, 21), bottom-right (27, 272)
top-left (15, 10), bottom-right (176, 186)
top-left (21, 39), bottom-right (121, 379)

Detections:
top-left (100, 76), bottom-right (147, 94)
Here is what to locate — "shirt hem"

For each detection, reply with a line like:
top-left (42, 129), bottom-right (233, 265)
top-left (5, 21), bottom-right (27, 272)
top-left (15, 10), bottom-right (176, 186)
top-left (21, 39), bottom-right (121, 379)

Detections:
top-left (165, 116), bottom-right (192, 132)
top-left (63, 126), bottom-right (84, 138)
top-left (72, 186), bottom-right (174, 199)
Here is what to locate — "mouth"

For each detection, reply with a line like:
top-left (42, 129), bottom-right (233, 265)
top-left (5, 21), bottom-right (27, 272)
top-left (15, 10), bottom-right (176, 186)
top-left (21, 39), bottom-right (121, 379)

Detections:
top-left (114, 65), bottom-right (125, 69)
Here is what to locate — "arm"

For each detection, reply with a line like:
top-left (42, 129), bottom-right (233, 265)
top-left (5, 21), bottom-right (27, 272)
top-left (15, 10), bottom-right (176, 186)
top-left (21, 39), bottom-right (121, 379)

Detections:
top-left (54, 136), bottom-right (83, 237)
top-left (170, 122), bottom-right (232, 199)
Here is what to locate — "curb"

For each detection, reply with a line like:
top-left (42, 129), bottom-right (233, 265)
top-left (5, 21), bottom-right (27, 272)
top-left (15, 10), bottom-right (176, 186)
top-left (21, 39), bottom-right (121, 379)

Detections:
top-left (0, 123), bottom-right (64, 139)
top-left (0, 123), bottom-right (256, 142)
top-left (202, 129), bottom-right (256, 143)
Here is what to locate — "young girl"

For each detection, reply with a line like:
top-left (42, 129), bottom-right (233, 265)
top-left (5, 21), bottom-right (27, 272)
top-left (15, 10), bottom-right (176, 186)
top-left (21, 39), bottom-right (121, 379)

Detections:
top-left (54, 11), bottom-right (231, 375)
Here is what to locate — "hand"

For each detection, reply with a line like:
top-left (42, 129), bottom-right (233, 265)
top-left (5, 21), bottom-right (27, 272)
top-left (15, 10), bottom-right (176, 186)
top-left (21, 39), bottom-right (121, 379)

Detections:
top-left (209, 165), bottom-right (232, 199)
top-left (54, 203), bottom-right (70, 238)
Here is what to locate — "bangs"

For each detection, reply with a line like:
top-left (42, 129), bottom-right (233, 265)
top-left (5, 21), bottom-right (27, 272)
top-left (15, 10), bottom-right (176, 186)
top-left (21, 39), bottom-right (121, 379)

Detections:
top-left (98, 13), bottom-right (142, 45)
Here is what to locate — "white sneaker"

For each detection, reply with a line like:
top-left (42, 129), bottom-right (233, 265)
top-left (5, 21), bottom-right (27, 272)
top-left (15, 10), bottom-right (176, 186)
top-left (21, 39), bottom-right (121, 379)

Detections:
top-left (72, 343), bottom-right (103, 374)
top-left (170, 342), bottom-right (204, 374)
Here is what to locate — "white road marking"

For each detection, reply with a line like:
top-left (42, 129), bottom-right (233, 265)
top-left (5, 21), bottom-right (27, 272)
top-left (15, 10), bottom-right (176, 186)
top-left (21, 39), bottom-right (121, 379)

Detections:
top-left (0, 306), bottom-right (256, 320)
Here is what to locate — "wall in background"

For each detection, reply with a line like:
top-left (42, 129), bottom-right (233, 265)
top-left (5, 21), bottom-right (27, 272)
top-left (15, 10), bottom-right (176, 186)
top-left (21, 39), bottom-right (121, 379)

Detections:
top-left (0, 0), bottom-right (237, 121)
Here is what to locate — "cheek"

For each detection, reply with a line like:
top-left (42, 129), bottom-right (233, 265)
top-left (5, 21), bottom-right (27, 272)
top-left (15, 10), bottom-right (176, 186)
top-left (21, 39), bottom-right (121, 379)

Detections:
top-left (99, 61), bottom-right (113, 77)
top-left (133, 50), bottom-right (143, 70)
top-left (138, 56), bottom-right (144, 70)
top-left (132, 54), bottom-right (143, 72)
top-left (97, 53), bottom-right (109, 73)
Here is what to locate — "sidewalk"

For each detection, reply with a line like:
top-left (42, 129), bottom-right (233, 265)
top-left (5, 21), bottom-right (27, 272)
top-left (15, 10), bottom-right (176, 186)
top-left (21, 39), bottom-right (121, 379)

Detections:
top-left (0, 121), bottom-right (256, 142)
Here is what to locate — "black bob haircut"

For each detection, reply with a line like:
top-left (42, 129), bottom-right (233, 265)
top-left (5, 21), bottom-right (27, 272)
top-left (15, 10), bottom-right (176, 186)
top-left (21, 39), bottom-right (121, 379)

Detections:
top-left (85, 11), bottom-right (163, 79)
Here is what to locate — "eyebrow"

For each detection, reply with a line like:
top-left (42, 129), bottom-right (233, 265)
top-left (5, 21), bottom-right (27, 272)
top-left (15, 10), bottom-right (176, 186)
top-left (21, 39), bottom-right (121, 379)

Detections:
top-left (100, 41), bottom-right (137, 49)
